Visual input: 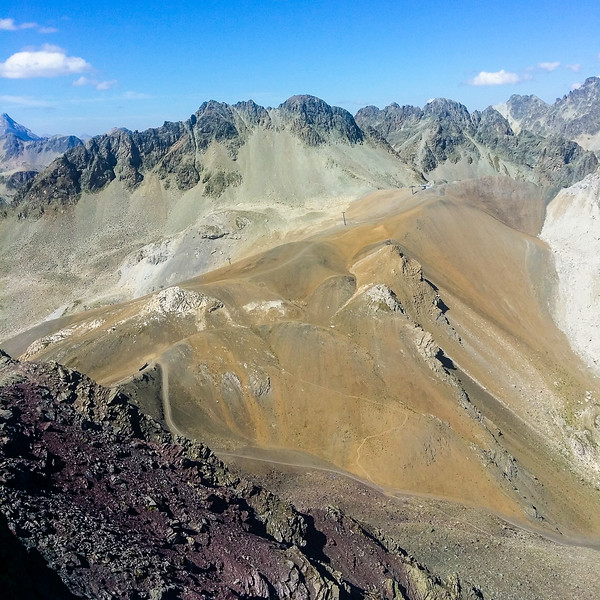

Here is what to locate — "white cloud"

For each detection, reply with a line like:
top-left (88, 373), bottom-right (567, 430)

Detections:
top-left (0, 44), bottom-right (91, 78)
top-left (566, 63), bottom-right (581, 72)
top-left (73, 76), bottom-right (117, 90)
top-left (538, 61), bottom-right (560, 72)
top-left (571, 82), bottom-right (582, 90)
top-left (0, 18), bottom-right (34, 30)
top-left (72, 75), bottom-right (90, 87)
top-left (123, 91), bottom-right (150, 99)
top-left (468, 69), bottom-right (520, 86)
top-left (0, 18), bottom-right (56, 33)
top-left (95, 79), bottom-right (117, 90)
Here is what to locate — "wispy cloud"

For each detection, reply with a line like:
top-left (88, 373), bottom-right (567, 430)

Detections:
top-left (537, 61), bottom-right (560, 72)
top-left (73, 76), bottom-right (118, 91)
top-left (123, 91), bottom-right (150, 100)
top-left (468, 60), bottom-right (581, 87)
top-left (96, 80), bottom-right (117, 90)
top-left (0, 17), bottom-right (57, 33)
top-left (468, 69), bottom-right (521, 86)
top-left (0, 94), bottom-right (52, 107)
top-left (0, 18), bottom-right (36, 31)
top-left (571, 82), bottom-right (582, 90)
top-left (0, 44), bottom-right (90, 78)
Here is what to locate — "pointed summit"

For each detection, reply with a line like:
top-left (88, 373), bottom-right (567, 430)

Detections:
top-left (0, 113), bottom-right (40, 141)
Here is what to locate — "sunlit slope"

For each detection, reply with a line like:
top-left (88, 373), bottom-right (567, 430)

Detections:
top-left (9, 181), bottom-right (600, 540)
top-left (0, 126), bottom-right (419, 340)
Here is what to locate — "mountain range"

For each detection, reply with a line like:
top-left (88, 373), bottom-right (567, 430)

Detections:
top-left (0, 113), bottom-right (82, 205)
top-left (1, 78), bottom-right (600, 599)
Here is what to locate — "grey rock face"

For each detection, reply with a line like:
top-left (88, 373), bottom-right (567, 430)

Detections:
top-left (503, 77), bottom-right (600, 144)
top-left (11, 95), bottom-right (368, 214)
top-left (278, 94), bottom-right (364, 145)
top-left (356, 98), bottom-right (598, 186)
top-left (9, 86), bottom-right (600, 217)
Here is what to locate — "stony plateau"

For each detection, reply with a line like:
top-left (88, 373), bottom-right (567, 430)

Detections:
top-left (1, 81), bottom-right (600, 599)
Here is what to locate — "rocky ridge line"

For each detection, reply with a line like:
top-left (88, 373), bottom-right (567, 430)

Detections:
top-left (10, 90), bottom-right (600, 218)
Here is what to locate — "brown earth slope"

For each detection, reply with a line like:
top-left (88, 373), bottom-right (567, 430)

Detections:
top-left (6, 179), bottom-right (600, 552)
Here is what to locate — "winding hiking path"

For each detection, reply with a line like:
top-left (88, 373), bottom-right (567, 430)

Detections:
top-left (158, 361), bottom-right (187, 439)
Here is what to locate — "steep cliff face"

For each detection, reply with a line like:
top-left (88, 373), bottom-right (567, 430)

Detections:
top-left (278, 94), bottom-right (364, 145)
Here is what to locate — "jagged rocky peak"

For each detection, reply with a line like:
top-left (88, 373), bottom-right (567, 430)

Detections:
top-left (0, 114), bottom-right (83, 199)
top-left (558, 76), bottom-right (600, 107)
top-left (476, 106), bottom-right (515, 138)
top-left (503, 94), bottom-right (549, 121)
top-left (192, 99), bottom-right (239, 145)
top-left (355, 103), bottom-right (424, 137)
top-left (0, 113), bottom-right (40, 141)
top-left (233, 99), bottom-right (272, 128)
top-left (423, 97), bottom-right (473, 123)
top-left (278, 94), bottom-right (364, 145)
top-left (499, 77), bottom-right (600, 147)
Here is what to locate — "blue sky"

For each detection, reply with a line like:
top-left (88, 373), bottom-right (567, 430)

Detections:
top-left (1, 0), bottom-right (599, 136)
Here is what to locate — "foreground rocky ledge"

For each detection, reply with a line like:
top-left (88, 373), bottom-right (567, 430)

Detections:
top-left (0, 350), bottom-right (482, 599)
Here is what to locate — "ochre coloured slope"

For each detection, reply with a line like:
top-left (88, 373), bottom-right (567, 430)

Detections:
top-left (8, 181), bottom-right (600, 543)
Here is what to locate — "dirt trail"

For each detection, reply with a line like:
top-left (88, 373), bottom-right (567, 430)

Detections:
top-left (158, 361), bottom-right (188, 439)
top-left (215, 448), bottom-right (600, 550)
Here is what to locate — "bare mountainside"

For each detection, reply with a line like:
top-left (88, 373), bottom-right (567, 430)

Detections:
top-left (4, 178), bottom-right (600, 598)
top-left (2, 92), bottom-right (600, 598)
top-left (0, 113), bottom-right (82, 205)
top-left (7, 180), bottom-right (600, 527)
top-left (2, 351), bottom-right (489, 600)
top-left (0, 96), bottom-right (423, 340)
top-left (1, 93), bottom-right (598, 341)
top-left (541, 170), bottom-right (600, 374)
